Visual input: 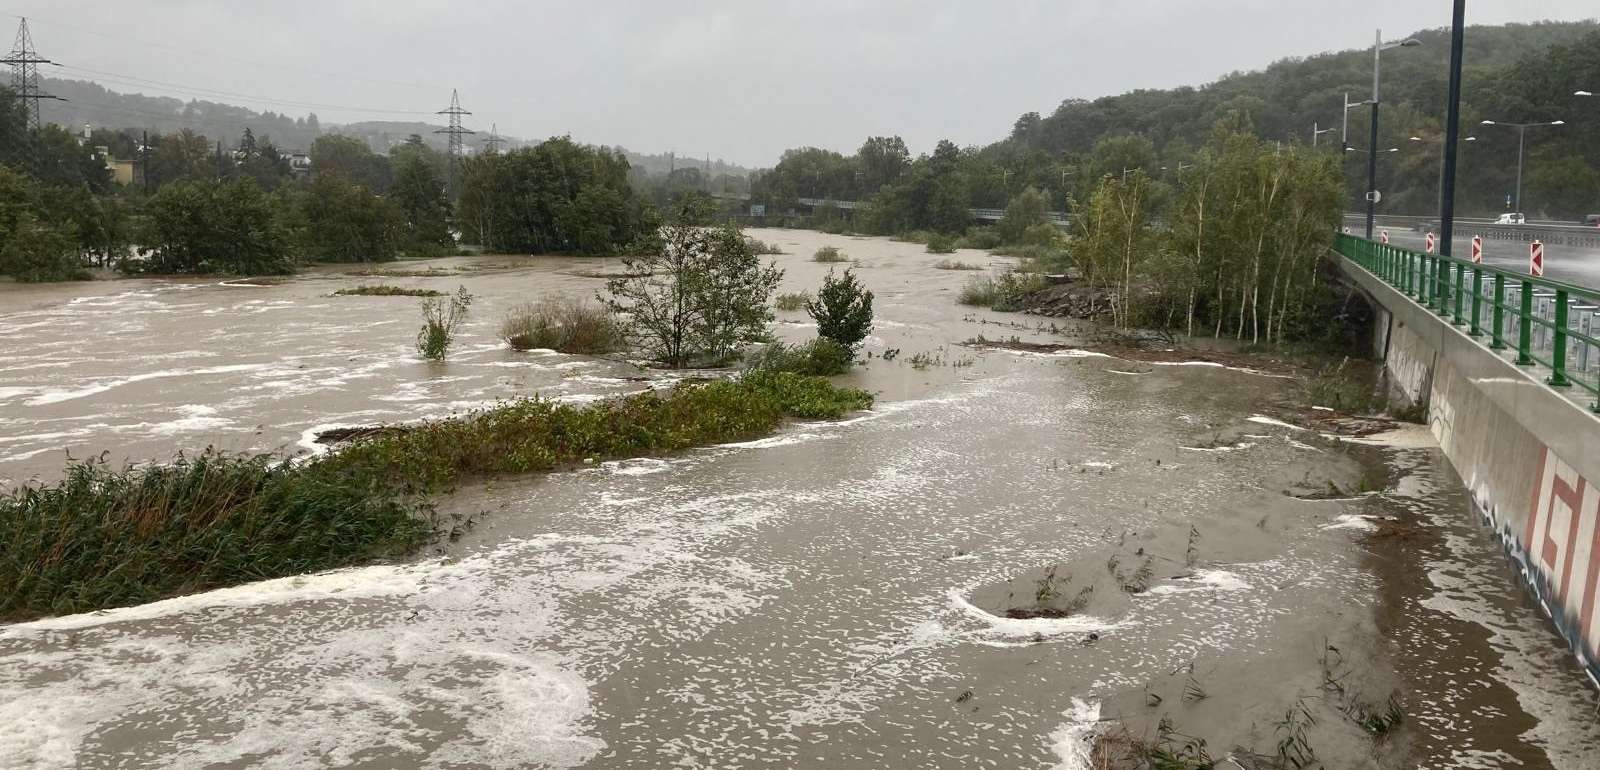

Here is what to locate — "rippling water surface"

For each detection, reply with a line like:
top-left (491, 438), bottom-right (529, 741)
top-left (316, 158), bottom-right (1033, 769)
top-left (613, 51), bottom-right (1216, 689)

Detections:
top-left (1, 231), bottom-right (1596, 769)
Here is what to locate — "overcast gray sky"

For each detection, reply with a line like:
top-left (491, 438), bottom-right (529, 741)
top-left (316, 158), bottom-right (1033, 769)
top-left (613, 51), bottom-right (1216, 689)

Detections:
top-left (5, 1), bottom-right (1596, 166)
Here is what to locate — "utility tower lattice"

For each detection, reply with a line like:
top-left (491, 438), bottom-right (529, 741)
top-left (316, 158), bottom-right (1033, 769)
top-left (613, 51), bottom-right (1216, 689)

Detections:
top-left (433, 89), bottom-right (474, 198)
top-left (3, 18), bottom-right (62, 133)
top-left (483, 123), bottom-right (503, 155)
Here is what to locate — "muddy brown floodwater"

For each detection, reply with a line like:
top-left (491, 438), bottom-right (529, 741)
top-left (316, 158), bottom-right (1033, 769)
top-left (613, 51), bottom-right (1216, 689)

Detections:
top-left (2, 230), bottom-right (1598, 769)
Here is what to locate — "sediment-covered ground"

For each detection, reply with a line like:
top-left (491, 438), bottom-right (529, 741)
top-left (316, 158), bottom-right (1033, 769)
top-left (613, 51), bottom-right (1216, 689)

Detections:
top-left (1, 231), bottom-right (1596, 768)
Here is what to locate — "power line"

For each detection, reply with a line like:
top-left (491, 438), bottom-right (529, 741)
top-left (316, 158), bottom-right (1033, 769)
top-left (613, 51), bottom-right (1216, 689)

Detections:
top-left (483, 122), bottom-right (503, 154)
top-left (54, 64), bottom-right (435, 117)
top-left (434, 89), bottom-right (473, 199)
top-left (3, 17), bottom-right (62, 132)
top-left (0, 8), bottom-right (443, 93)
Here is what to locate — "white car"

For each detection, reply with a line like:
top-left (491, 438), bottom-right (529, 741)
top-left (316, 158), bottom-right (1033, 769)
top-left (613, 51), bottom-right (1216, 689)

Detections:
top-left (1495, 212), bottom-right (1526, 225)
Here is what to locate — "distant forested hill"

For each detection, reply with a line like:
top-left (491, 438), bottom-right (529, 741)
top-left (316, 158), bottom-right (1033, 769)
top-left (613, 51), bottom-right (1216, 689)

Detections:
top-left (752, 20), bottom-right (1600, 220)
top-left (992, 20), bottom-right (1600, 218)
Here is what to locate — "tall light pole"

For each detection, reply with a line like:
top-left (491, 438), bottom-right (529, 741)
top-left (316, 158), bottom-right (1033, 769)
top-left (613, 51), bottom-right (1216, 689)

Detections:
top-left (1439, 0), bottom-right (1465, 256)
top-left (1365, 30), bottom-right (1422, 239)
top-left (1479, 119), bottom-right (1565, 214)
top-left (1312, 123), bottom-right (1335, 147)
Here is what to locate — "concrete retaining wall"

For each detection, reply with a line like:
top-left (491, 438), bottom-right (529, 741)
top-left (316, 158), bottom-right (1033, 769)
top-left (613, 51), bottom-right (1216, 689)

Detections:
top-left (1342, 255), bottom-right (1600, 688)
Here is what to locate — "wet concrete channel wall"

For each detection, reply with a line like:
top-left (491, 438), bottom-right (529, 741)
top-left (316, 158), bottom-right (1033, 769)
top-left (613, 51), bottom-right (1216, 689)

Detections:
top-left (1340, 253), bottom-right (1600, 688)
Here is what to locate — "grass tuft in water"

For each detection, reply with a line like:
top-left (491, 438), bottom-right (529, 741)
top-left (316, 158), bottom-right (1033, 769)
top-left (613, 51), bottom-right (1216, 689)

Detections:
top-left (499, 296), bottom-right (623, 354)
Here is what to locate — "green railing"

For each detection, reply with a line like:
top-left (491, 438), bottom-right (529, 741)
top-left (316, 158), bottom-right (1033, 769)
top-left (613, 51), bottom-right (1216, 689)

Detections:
top-left (1335, 233), bottom-right (1600, 413)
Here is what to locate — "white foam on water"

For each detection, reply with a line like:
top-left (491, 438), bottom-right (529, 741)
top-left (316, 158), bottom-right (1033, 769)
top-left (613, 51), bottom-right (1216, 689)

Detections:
top-left (0, 386), bottom-right (38, 402)
top-left (946, 589), bottom-right (1120, 643)
top-left (1247, 415), bottom-right (1306, 431)
top-left (24, 364), bottom-right (272, 406)
top-left (125, 405), bottom-right (232, 437)
top-left (1334, 424), bottom-right (1438, 448)
top-left (601, 458), bottom-right (672, 476)
top-left (1047, 698), bottom-right (1103, 770)
top-left (1143, 569), bottom-right (1252, 596)
top-left (1179, 441), bottom-right (1257, 453)
top-left (1148, 360), bottom-right (1295, 379)
top-left (1321, 514), bottom-right (1379, 532)
top-left (719, 432), bottom-right (826, 451)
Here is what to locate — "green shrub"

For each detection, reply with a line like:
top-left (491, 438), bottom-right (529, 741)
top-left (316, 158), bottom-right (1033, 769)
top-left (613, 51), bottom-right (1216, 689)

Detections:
top-left (933, 259), bottom-right (982, 270)
top-left (806, 268), bottom-right (874, 352)
top-left (813, 245), bottom-right (848, 263)
top-left (742, 370), bottom-right (873, 418)
top-left (926, 234), bottom-right (957, 254)
top-left (334, 285), bottom-right (442, 297)
top-left (745, 237), bottom-right (783, 255)
top-left (417, 286), bottom-right (473, 360)
top-left (0, 375), bottom-right (873, 620)
top-left (774, 291), bottom-right (811, 311)
top-left (957, 227), bottom-right (1002, 250)
top-left (0, 214), bottom-right (90, 282)
top-left (957, 272), bottom-right (1045, 311)
top-left (745, 338), bottom-right (853, 376)
top-left (500, 296), bottom-right (623, 354)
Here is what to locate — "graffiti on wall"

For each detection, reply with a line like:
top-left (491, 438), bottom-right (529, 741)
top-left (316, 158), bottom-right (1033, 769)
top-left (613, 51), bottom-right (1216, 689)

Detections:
top-left (1524, 446), bottom-right (1600, 665)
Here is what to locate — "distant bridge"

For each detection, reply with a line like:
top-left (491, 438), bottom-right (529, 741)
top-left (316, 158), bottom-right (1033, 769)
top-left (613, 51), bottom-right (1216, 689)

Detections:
top-left (711, 193), bottom-right (1071, 228)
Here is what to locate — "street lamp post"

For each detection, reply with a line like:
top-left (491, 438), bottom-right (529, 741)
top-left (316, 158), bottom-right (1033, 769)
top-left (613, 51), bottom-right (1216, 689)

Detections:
top-left (1479, 119), bottom-right (1565, 214)
top-left (1364, 29), bottom-right (1422, 239)
top-left (1312, 123), bottom-right (1335, 146)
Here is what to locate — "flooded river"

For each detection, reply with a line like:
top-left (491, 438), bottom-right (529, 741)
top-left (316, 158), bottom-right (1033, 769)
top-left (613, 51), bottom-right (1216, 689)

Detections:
top-left (2, 230), bottom-right (1598, 768)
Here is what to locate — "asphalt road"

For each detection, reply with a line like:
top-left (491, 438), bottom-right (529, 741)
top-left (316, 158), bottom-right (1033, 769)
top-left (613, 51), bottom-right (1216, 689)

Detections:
top-left (1370, 228), bottom-right (1600, 291)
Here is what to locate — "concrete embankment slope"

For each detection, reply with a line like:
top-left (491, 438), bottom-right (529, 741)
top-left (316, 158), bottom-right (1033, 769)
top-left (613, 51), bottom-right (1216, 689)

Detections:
top-left (1340, 253), bottom-right (1600, 687)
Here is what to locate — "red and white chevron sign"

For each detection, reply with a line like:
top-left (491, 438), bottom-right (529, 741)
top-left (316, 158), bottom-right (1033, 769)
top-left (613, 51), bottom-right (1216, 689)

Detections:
top-left (1530, 240), bottom-right (1545, 277)
top-left (1424, 232), bottom-right (1437, 254)
top-left (1471, 235), bottom-right (1483, 264)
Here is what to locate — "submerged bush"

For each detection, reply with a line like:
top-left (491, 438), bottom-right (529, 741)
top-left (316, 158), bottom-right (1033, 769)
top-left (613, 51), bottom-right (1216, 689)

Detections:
top-left (925, 234), bottom-right (957, 254)
top-left (417, 285), bottom-right (473, 360)
top-left (957, 272), bottom-right (1045, 311)
top-left (334, 285), bottom-right (442, 297)
top-left (813, 245), bottom-right (848, 263)
top-left (745, 338), bottom-right (853, 376)
top-left (774, 291), bottom-right (811, 311)
top-left (933, 259), bottom-right (982, 271)
top-left (806, 268), bottom-right (874, 353)
top-left (0, 375), bottom-right (873, 621)
top-left (500, 296), bottom-right (622, 354)
top-left (744, 237), bottom-right (783, 255)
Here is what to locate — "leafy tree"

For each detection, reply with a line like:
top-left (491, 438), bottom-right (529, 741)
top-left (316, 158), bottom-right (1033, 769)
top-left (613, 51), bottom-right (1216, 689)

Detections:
top-left (603, 206), bottom-right (783, 368)
top-left (28, 125), bottom-right (112, 193)
top-left (390, 142), bottom-right (452, 251)
top-left (457, 137), bottom-right (652, 255)
top-left (299, 174), bottom-right (403, 263)
top-left (998, 186), bottom-right (1050, 243)
top-left (311, 135), bottom-right (390, 192)
top-left (138, 178), bottom-right (293, 275)
top-left (234, 128), bottom-right (292, 191)
top-left (806, 268), bottom-right (874, 354)
top-left (858, 136), bottom-right (911, 192)
top-left (148, 129), bottom-right (216, 189)
top-left (0, 86), bottom-right (25, 169)
top-left (1, 213), bottom-right (87, 282)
